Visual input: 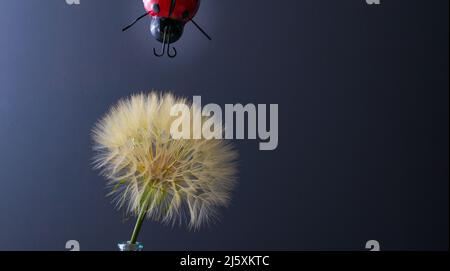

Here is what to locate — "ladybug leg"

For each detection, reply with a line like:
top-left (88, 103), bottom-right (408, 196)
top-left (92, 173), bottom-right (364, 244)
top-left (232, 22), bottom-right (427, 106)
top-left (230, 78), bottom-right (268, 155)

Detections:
top-left (166, 26), bottom-right (177, 58)
top-left (122, 12), bottom-right (150, 32)
top-left (190, 19), bottom-right (212, 41)
top-left (167, 44), bottom-right (177, 58)
top-left (153, 28), bottom-right (168, 57)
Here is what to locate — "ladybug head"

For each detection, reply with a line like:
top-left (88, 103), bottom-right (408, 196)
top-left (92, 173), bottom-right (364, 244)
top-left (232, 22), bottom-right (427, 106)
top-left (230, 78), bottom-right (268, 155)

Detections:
top-left (150, 17), bottom-right (184, 44)
top-left (122, 0), bottom-right (211, 58)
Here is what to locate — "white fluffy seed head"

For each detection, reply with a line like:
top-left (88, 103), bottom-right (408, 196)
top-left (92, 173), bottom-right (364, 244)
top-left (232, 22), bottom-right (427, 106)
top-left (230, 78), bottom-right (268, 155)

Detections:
top-left (92, 92), bottom-right (238, 230)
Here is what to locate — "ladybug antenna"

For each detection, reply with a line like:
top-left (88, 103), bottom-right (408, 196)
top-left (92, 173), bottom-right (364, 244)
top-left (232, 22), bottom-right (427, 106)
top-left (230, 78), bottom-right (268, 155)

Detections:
top-left (190, 19), bottom-right (212, 41)
top-left (122, 12), bottom-right (150, 32)
top-left (153, 27), bottom-right (177, 58)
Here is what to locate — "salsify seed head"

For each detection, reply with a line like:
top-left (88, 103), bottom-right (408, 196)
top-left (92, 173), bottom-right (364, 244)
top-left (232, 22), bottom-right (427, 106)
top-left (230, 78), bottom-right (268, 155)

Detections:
top-left (92, 92), bottom-right (238, 230)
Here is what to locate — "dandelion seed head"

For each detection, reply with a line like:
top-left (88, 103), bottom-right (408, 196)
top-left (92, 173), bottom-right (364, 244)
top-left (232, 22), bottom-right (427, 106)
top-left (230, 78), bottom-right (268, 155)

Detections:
top-left (92, 92), bottom-right (238, 230)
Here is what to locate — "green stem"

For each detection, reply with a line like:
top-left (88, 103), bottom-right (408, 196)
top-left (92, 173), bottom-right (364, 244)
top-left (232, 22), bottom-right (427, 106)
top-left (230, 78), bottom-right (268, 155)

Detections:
top-left (130, 198), bottom-right (150, 244)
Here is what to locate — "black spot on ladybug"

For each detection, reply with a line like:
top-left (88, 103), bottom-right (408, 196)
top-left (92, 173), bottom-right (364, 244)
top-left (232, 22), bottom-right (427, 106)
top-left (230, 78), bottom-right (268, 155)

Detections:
top-left (182, 10), bottom-right (190, 19)
top-left (153, 4), bottom-right (160, 13)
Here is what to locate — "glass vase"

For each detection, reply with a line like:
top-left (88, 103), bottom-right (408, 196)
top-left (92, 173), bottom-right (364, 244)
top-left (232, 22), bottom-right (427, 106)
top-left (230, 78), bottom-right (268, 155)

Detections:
top-left (118, 241), bottom-right (144, 251)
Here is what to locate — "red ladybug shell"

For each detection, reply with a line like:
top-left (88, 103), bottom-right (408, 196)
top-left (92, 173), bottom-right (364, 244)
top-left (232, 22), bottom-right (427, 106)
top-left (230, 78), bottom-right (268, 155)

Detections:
top-left (143, 0), bottom-right (200, 24)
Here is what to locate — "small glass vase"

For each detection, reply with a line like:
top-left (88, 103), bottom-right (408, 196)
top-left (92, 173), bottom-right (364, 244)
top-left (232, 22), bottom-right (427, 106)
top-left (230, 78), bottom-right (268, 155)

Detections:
top-left (118, 241), bottom-right (144, 251)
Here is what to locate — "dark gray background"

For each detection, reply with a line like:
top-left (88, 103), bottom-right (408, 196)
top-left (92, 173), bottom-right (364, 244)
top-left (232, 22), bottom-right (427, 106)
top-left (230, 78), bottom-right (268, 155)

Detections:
top-left (0, 0), bottom-right (448, 251)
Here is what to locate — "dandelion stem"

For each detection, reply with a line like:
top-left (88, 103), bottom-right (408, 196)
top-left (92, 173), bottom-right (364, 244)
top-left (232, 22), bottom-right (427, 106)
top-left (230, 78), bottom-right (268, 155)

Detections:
top-left (130, 197), bottom-right (150, 245)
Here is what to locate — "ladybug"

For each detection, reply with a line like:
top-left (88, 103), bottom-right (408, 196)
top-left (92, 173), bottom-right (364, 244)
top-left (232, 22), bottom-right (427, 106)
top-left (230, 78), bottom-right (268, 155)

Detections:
top-left (123, 0), bottom-right (211, 58)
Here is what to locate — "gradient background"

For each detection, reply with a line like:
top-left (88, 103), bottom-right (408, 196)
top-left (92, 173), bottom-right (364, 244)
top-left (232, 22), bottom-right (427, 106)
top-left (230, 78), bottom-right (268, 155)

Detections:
top-left (0, 0), bottom-right (448, 251)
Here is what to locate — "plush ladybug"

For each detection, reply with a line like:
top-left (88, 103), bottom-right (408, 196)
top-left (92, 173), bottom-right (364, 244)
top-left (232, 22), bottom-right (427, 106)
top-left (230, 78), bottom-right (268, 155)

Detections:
top-left (123, 0), bottom-right (211, 58)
